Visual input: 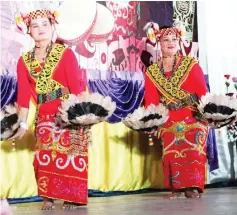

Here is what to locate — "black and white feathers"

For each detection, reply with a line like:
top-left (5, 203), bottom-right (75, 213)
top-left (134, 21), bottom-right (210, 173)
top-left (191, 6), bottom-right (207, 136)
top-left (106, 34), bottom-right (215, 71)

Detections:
top-left (198, 93), bottom-right (237, 128)
top-left (0, 104), bottom-right (20, 140)
top-left (123, 104), bottom-right (169, 131)
top-left (58, 93), bottom-right (116, 126)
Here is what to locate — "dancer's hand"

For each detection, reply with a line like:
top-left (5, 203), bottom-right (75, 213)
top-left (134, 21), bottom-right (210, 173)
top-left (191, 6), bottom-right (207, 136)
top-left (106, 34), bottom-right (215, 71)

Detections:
top-left (145, 128), bottom-right (159, 137)
top-left (8, 127), bottom-right (27, 140)
top-left (144, 129), bottom-right (155, 135)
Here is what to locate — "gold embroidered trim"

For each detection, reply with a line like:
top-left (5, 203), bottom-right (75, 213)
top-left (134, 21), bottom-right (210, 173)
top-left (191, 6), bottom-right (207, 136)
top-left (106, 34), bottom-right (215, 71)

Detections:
top-left (36, 126), bottom-right (91, 159)
top-left (23, 53), bottom-right (41, 80)
top-left (162, 120), bottom-right (208, 158)
top-left (38, 176), bottom-right (49, 193)
top-left (22, 44), bottom-right (66, 94)
top-left (36, 44), bottom-right (66, 94)
top-left (164, 148), bottom-right (206, 158)
top-left (146, 56), bottom-right (197, 105)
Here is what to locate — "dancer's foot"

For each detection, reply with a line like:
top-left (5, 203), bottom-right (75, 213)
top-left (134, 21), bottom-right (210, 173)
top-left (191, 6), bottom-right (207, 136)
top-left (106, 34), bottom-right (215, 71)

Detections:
top-left (62, 201), bottom-right (86, 210)
top-left (198, 193), bottom-right (203, 198)
top-left (184, 188), bottom-right (200, 198)
top-left (41, 198), bottom-right (55, 210)
top-left (164, 191), bottom-right (181, 199)
top-left (197, 188), bottom-right (203, 198)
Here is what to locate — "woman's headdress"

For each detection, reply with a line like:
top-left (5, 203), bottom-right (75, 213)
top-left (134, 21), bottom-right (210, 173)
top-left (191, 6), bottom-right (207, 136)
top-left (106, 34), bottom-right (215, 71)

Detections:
top-left (14, 0), bottom-right (114, 45)
top-left (15, 2), bottom-right (60, 34)
top-left (143, 21), bottom-right (186, 46)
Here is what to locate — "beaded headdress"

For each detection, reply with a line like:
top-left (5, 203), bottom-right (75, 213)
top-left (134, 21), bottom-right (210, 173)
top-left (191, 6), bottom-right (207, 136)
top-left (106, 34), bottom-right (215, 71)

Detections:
top-left (15, 2), bottom-right (60, 34)
top-left (143, 21), bottom-right (186, 46)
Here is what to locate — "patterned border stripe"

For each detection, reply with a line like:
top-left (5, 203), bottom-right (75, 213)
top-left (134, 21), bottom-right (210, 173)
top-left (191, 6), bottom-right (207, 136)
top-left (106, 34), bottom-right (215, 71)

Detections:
top-left (146, 56), bottom-right (196, 106)
top-left (23, 44), bottom-right (67, 95)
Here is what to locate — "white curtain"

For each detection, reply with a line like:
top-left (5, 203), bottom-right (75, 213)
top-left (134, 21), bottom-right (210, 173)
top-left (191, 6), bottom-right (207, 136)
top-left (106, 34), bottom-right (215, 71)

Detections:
top-left (197, 0), bottom-right (237, 184)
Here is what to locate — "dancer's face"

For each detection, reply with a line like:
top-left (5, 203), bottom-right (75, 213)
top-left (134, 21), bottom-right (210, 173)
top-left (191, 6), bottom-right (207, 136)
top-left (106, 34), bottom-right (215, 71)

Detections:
top-left (160, 34), bottom-right (179, 56)
top-left (29, 17), bottom-right (53, 42)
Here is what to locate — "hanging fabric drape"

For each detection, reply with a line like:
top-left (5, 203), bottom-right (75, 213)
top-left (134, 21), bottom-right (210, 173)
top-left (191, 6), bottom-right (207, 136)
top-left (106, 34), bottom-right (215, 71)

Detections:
top-left (88, 70), bottom-right (144, 123)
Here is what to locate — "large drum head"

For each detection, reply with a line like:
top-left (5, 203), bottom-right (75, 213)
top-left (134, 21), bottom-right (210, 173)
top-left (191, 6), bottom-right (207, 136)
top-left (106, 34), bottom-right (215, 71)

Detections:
top-left (87, 3), bottom-right (115, 43)
top-left (56, 0), bottom-right (97, 45)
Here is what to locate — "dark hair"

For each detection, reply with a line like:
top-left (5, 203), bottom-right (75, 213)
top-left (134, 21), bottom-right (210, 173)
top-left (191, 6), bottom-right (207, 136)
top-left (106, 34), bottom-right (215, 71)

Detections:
top-left (48, 18), bottom-right (53, 25)
top-left (159, 26), bottom-right (172, 30)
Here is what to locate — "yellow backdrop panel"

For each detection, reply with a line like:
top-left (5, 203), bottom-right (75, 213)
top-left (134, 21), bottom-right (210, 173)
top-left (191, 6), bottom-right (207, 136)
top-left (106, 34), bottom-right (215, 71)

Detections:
top-left (0, 101), bottom-right (164, 198)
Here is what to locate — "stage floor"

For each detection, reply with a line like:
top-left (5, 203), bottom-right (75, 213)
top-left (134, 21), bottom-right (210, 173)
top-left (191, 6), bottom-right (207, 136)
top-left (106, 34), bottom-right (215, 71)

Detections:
top-left (11, 187), bottom-right (237, 215)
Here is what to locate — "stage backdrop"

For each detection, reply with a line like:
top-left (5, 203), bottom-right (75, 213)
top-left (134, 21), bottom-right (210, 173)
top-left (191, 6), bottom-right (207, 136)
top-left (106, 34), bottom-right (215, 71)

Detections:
top-left (0, 1), bottom-right (232, 200)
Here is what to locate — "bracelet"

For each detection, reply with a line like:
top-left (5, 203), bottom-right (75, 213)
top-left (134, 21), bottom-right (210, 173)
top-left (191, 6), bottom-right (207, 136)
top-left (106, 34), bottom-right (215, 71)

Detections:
top-left (20, 122), bottom-right (29, 131)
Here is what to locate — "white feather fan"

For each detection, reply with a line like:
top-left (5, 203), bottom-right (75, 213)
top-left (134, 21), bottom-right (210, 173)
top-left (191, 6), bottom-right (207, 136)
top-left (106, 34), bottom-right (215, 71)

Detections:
top-left (58, 92), bottom-right (116, 126)
top-left (123, 104), bottom-right (169, 131)
top-left (198, 93), bottom-right (237, 128)
top-left (0, 104), bottom-right (20, 140)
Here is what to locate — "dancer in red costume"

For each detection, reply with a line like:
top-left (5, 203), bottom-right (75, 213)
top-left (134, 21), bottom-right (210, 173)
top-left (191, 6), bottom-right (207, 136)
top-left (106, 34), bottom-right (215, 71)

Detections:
top-left (11, 8), bottom-right (89, 210)
top-left (144, 23), bottom-right (208, 199)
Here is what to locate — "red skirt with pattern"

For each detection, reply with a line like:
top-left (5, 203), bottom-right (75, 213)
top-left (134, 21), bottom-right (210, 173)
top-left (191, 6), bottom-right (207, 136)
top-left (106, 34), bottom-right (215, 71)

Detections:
top-left (34, 114), bottom-right (91, 204)
top-left (160, 117), bottom-right (208, 192)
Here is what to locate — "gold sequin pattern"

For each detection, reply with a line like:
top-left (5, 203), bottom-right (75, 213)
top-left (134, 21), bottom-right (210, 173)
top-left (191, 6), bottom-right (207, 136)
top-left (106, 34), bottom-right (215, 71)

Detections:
top-left (69, 126), bottom-right (92, 157)
top-left (147, 56), bottom-right (197, 105)
top-left (36, 125), bottom-right (91, 158)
